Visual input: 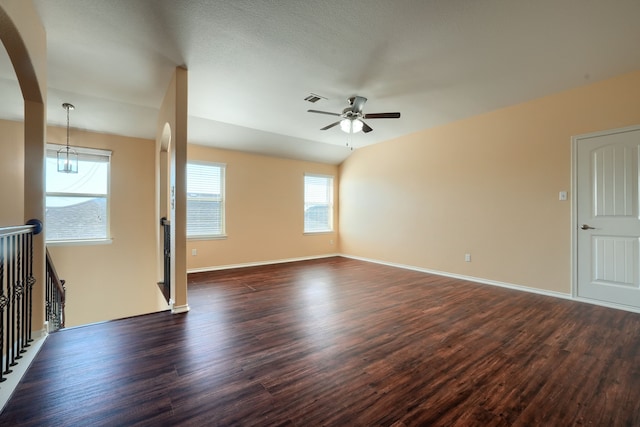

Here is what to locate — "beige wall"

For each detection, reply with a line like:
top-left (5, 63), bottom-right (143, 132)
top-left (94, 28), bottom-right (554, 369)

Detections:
top-left (1, 0), bottom-right (48, 332)
top-left (156, 67), bottom-right (189, 310)
top-left (46, 127), bottom-right (167, 327)
top-left (0, 119), bottom-right (24, 225)
top-left (187, 144), bottom-right (339, 270)
top-left (340, 70), bottom-right (640, 294)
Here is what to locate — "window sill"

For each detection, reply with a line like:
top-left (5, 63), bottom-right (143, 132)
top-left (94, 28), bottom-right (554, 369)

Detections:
top-left (46, 238), bottom-right (113, 246)
top-left (303, 231), bottom-right (334, 235)
top-left (187, 235), bottom-right (227, 241)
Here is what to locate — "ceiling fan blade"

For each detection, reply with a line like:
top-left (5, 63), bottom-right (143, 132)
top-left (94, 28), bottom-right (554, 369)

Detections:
top-left (308, 109), bottom-right (341, 116)
top-left (361, 121), bottom-right (373, 133)
top-left (320, 121), bottom-right (341, 130)
top-left (364, 112), bottom-right (401, 119)
top-left (351, 96), bottom-right (367, 113)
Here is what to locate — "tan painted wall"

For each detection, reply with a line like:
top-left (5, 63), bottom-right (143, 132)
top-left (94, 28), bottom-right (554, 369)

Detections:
top-left (0, 119), bottom-right (24, 225)
top-left (0, 0), bottom-right (48, 332)
top-left (339, 70), bottom-right (640, 294)
top-left (46, 127), bottom-right (167, 327)
top-left (156, 67), bottom-right (188, 310)
top-left (187, 145), bottom-right (339, 270)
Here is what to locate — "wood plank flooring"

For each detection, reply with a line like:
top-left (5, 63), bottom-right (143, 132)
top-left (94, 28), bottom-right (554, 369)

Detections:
top-left (1, 256), bottom-right (639, 426)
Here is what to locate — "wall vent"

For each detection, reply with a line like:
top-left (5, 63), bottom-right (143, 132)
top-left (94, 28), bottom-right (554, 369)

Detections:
top-left (304, 93), bottom-right (327, 103)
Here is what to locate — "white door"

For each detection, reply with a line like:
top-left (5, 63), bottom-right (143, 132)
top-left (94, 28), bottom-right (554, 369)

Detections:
top-left (576, 127), bottom-right (640, 309)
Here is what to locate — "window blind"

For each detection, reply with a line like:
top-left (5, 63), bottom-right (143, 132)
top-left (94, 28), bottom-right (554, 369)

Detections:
top-left (187, 162), bottom-right (225, 237)
top-left (304, 174), bottom-right (333, 233)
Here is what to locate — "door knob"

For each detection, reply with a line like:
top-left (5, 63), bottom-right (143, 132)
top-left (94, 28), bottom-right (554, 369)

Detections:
top-left (581, 224), bottom-right (596, 230)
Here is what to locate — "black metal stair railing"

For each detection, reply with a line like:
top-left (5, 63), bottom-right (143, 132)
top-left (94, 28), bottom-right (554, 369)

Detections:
top-left (45, 248), bottom-right (66, 332)
top-left (0, 220), bottom-right (41, 386)
top-left (158, 217), bottom-right (171, 303)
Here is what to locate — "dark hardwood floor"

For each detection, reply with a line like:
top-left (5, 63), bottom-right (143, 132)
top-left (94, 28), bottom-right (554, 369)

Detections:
top-left (1, 256), bottom-right (639, 426)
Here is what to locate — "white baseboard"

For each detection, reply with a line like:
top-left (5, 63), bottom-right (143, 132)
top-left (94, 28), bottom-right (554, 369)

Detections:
top-left (0, 329), bottom-right (48, 413)
top-left (344, 255), bottom-right (640, 313)
top-left (186, 252), bottom-right (640, 314)
top-left (187, 253), bottom-right (341, 274)
top-left (341, 254), bottom-right (573, 300)
top-left (572, 296), bottom-right (640, 314)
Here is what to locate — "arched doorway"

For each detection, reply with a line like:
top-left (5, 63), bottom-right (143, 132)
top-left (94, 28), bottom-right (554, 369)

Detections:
top-left (158, 122), bottom-right (172, 303)
top-left (0, 1), bottom-right (47, 331)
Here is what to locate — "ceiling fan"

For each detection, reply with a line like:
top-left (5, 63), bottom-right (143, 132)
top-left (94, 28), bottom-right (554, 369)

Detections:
top-left (308, 96), bottom-right (400, 134)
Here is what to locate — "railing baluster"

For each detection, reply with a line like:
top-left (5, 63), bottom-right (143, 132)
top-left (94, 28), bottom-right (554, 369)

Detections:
top-left (158, 217), bottom-right (171, 303)
top-left (27, 231), bottom-right (34, 343)
top-left (0, 220), bottom-right (45, 389)
top-left (0, 235), bottom-right (5, 384)
top-left (45, 248), bottom-right (65, 331)
top-left (5, 234), bottom-right (14, 374)
top-left (21, 231), bottom-right (30, 348)
top-left (15, 232), bottom-right (23, 360)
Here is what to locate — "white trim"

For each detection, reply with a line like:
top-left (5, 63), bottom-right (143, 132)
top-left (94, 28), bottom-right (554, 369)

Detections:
top-left (171, 304), bottom-right (190, 314)
top-left (571, 132), bottom-right (579, 300)
top-left (303, 172), bottom-right (334, 180)
top-left (187, 253), bottom-right (341, 273)
top-left (188, 160), bottom-right (227, 168)
top-left (571, 124), bottom-right (640, 308)
top-left (46, 238), bottom-right (113, 246)
top-left (46, 143), bottom-right (112, 158)
top-left (185, 251), bottom-right (640, 314)
top-left (341, 254), bottom-right (572, 300)
top-left (570, 124), bottom-right (640, 141)
top-left (572, 297), bottom-right (640, 314)
top-left (187, 234), bottom-right (227, 241)
top-left (0, 329), bottom-right (48, 413)
top-left (345, 254), bottom-right (640, 313)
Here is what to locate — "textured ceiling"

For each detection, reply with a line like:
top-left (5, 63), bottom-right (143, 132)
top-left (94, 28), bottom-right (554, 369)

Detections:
top-left (1, 0), bottom-right (639, 164)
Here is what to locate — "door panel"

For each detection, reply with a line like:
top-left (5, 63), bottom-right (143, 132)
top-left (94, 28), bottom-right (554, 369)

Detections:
top-left (592, 236), bottom-right (638, 286)
top-left (593, 144), bottom-right (635, 217)
top-left (577, 128), bottom-right (640, 308)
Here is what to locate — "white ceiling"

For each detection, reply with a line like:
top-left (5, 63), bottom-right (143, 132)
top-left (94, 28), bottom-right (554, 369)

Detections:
top-left (1, 0), bottom-right (639, 164)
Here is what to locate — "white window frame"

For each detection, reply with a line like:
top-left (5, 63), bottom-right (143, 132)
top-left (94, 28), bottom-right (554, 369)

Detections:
top-left (45, 144), bottom-right (112, 245)
top-left (187, 161), bottom-right (226, 239)
top-left (304, 173), bottom-right (334, 234)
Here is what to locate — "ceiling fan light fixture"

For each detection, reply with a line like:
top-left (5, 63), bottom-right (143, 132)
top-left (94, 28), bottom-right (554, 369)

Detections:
top-left (352, 118), bottom-right (363, 133)
top-left (340, 118), bottom-right (363, 134)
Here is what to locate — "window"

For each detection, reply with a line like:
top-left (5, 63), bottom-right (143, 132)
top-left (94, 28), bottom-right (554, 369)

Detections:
top-left (187, 162), bottom-right (225, 238)
top-left (304, 174), bottom-right (333, 233)
top-left (45, 144), bottom-right (111, 242)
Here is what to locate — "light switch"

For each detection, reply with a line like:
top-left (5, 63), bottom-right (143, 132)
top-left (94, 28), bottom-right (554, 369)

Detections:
top-left (559, 191), bottom-right (567, 201)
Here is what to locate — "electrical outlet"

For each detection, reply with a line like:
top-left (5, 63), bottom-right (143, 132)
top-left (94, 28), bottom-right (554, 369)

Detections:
top-left (465, 253), bottom-right (471, 262)
top-left (192, 249), bottom-right (197, 256)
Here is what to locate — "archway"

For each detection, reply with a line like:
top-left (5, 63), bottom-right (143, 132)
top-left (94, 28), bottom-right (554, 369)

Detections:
top-left (158, 122), bottom-right (173, 303)
top-left (0, 1), bottom-right (47, 332)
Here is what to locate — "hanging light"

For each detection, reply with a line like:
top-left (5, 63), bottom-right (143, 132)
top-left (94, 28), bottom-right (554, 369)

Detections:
top-left (340, 118), bottom-right (363, 134)
top-left (57, 102), bottom-right (78, 173)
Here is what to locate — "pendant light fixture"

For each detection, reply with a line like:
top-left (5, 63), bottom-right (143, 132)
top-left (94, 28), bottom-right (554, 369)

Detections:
top-left (57, 102), bottom-right (78, 173)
